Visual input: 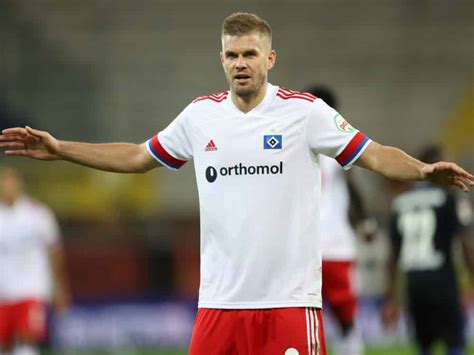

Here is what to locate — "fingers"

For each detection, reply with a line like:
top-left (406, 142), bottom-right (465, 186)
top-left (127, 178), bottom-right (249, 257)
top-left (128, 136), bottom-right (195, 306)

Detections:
top-left (1, 127), bottom-right (28, 135)
top-left (0, 142), bottom-right (26, 149)
top-left (460, 176), bottom-right (474, 187)
top-left (454, 176), bottom-right (474, 192)
top-left (25, 126), bottom-right (47, 139)
top-left (453, 177), bottom-right (469, 193)
top-left (431, 162), bottom-right (474, 192)
top-left (0, 134), bottom-right (28, 143)
top-left (5, 149), bottom-right (54, 161)
top-left (0, 132), bottom-right (27, 155)
top-left (1, 126), bottom-right (47, 141)
top-left (0, 135), bottom-right (27, 143)
top-left (0, 126), bottom-right (39, 144)
top-left (452, 168), bottom-right (474, 192)
top-left (437, 161), bottom-right (473, 179)
top-left (4, 150), bottom-right (31, 157)
top-left (452, 165), bottom-right (473, 180)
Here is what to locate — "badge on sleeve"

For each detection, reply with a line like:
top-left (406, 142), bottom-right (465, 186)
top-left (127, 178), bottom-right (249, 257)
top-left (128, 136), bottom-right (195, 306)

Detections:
top-left (334, 114), bottom-right (355, 133)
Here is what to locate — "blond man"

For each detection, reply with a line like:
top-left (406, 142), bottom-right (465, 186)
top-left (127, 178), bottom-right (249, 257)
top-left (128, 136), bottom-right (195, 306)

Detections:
top-left (1, 13), bottom-right (472, 355)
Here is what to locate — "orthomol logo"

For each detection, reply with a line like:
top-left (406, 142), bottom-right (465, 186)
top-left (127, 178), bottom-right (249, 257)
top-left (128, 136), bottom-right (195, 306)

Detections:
top-left (205, 162), bottom-right (283, 183)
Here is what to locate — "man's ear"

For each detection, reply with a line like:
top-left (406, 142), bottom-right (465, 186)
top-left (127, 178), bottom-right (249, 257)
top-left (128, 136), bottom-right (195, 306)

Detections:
top-left (267, 50), bottom-right (276, 70)
top-left (220, 51), bottom-right (224, 65)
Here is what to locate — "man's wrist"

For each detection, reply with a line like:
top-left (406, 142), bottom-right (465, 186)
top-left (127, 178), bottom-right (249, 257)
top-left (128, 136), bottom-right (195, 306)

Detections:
top-left (56, 140), bottom-right (70, 160)
top-left (419, 162), bottom-right (430, 182)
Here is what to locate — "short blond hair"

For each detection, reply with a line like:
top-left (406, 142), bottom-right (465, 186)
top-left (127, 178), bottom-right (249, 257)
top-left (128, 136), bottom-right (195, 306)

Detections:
top-left (221, 12), bottom-right (272, 43)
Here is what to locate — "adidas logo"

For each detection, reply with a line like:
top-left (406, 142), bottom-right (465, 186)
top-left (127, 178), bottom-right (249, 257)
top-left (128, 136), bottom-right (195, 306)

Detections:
top-left (205, 139), bottom-right (218, 152)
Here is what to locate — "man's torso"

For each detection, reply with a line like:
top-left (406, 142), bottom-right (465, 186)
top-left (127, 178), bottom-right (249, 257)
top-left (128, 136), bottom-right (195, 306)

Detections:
top-left (148, 84), bottom-right (371, 308)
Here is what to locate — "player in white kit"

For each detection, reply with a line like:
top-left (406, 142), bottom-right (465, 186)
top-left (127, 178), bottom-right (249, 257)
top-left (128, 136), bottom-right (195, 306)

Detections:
top-left (0, 12), bottom-right (472, 355)
top-left (0, 167), bottom-right (70, 355)
top-left (307, 85), bottom-right (375, 355)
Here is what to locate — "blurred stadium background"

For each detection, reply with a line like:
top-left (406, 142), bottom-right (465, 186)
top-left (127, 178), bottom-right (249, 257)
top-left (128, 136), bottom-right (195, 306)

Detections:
top-left (1, 0), bottom-right (473, 354)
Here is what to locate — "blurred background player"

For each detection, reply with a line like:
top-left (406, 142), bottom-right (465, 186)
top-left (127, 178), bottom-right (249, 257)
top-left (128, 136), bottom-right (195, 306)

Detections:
top-left (383, 145), bottom-right (474, 355)
top-left (0, 166), bottom-right (71, 355)
top-left (306, 85), bottom-right (377, 355)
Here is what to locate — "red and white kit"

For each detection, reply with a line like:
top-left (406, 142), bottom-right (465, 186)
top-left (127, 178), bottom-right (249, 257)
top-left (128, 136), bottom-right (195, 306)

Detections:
top-left (146, 84), bottom-right (371, 354)
top-left (0, 196), bottom-right (60, 346)
top-left (319, 155), bottom-right (357, 324)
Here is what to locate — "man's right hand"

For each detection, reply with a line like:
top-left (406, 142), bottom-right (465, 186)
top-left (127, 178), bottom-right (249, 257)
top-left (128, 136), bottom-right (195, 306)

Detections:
top-left (0, 126), bottom-right (61, 160)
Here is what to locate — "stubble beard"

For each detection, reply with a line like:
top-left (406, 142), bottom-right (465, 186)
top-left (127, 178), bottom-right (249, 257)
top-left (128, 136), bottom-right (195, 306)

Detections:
top-left (234, 86), bottom-right (256, 101)
top-left (231, 74), bottom-right (266, 102)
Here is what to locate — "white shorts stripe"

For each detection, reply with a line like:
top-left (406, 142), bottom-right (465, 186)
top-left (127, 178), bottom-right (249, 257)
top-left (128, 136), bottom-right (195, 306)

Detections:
top-left (314, 308), bottom-right (320, 355)
top-left (306, 307), bottom-right (324, 355)
top-left (310, 308), bottom-right (316, 355)
top-left (305, 308), bottom-right (311, 355)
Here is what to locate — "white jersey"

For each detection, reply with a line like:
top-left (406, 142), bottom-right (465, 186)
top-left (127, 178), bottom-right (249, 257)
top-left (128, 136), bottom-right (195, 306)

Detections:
top-left (147, 84), bottom-right (371, 309)
top-left (0, 196), bottom-right (60, 302)
top-left (319, 155), bottom-right (358, 260)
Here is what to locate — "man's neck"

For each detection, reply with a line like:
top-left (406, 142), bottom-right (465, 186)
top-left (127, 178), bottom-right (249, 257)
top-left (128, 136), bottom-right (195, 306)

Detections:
top-left (231, 82), bottom-right (268, 113)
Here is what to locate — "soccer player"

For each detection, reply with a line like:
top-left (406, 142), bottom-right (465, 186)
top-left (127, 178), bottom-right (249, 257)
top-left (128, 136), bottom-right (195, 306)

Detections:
top-left (306, 85), bottom-right (376, 355)
top-left (383, 145), bottom-right (474, 355)
top-left (0, 12), bottom-right (472, 355)
top-left (0, 166), bottom-right (71, 355)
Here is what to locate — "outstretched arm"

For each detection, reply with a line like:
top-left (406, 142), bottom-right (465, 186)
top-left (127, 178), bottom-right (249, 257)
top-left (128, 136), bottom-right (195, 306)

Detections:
top-left (356, 141), bottom-right (473, 192)
top-left (0, 127), bottom-right (161, 173)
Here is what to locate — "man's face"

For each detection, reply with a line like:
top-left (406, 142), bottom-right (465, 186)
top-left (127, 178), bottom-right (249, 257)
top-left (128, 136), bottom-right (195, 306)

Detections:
top-left (220, 32), bottom-right (276, 99)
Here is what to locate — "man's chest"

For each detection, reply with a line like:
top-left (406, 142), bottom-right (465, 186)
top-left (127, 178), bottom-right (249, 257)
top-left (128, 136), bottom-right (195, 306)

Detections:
top-left (190, 112), bottom-right (307, 164)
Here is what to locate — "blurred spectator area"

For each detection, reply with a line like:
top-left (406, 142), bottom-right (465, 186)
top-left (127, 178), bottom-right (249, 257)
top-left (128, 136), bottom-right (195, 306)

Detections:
top-left (63, 216), bottom-right (200, 300)
top-left (0, 2), bottom-right (101, 139)
top-left (0, 160), bottom-right (201, 301)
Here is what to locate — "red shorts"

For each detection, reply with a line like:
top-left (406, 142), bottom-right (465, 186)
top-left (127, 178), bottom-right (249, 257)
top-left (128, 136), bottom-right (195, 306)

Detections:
top-left (0, 299), bottom-right (47, 347)
top-left (189, 307), bottom-right (326, 355)
top-left (321, 260), bottom-right (357, 325)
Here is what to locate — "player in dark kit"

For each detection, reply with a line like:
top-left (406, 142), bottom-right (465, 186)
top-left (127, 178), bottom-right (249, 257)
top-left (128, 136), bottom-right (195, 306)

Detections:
top-left (383, 145), bottom-right (474, 355)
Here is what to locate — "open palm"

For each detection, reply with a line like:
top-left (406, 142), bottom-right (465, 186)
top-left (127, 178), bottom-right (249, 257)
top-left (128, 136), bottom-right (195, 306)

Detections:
top-left (0, 127), bottom-right (60, 160)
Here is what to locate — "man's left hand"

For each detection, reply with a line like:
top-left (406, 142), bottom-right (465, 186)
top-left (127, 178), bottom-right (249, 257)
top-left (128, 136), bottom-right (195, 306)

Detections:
top-left (422, 162), bottom-right (473, 192)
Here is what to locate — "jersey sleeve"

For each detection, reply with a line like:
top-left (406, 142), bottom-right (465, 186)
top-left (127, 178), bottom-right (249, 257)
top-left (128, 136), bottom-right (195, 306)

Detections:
top-left (305, 99), bottom-right (372, 170)
top-left (146, 105), bottom-right (193, 170)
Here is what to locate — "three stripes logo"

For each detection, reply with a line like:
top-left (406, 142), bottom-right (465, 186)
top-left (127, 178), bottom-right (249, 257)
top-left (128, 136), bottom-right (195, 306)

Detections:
top-left (205, 139), bottom-right (218, 152)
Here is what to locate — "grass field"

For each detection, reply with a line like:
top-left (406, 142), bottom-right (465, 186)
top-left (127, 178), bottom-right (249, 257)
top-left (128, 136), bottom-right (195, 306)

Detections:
top-left (42, 344), bottom-right (474, 354)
